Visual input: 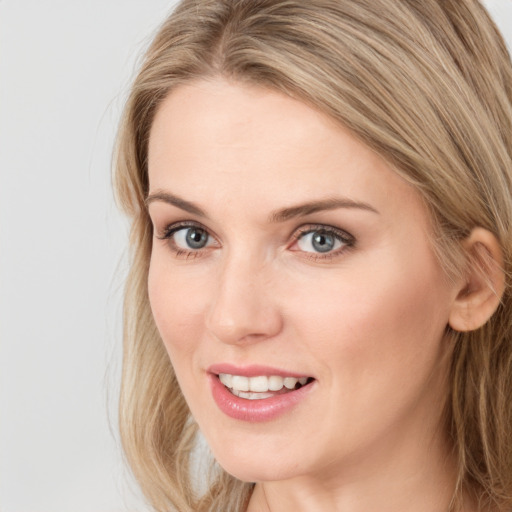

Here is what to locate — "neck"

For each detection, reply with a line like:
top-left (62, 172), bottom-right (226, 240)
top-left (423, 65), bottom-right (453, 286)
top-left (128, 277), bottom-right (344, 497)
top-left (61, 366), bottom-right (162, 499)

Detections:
top-left (247, 425), bottom-right (465, 512)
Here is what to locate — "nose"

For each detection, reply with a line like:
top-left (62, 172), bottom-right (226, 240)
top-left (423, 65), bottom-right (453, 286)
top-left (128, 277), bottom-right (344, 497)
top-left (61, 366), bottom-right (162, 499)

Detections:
top-left (205, 255), bottom-right (283, 345)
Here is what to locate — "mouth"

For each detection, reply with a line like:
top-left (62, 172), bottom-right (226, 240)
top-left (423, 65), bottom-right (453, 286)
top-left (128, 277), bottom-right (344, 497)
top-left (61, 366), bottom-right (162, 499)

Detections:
top-left (217, 373), bottom-right (315, 400)
top-left (208, 364), bottom-right (316, 421)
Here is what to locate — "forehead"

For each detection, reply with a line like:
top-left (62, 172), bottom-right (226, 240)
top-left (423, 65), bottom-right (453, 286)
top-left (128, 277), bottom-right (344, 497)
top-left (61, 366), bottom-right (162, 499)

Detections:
top-left (148, 79), bottom-right (352, 181)
top-left (147, 78), bottom-right (425, 225)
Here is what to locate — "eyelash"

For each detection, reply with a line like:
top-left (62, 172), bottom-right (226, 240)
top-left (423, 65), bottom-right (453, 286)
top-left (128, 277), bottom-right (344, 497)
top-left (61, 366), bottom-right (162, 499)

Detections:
top-left (156, 221), bottom-right (213, 260)
top-left (291, 225), bottom-right (355, 261)
top-left (156, 221), bottom-right (355, 261)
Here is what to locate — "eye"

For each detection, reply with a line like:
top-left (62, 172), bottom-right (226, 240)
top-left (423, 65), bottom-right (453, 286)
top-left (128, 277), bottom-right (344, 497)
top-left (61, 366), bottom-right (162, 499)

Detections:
top-left (173, 226), bottom-right (211, 250)
top-left (298, 230), bottom-right (340, 253)
top-left (291, 225), bottom-right (355, 258)
top-left (156, 222), bottom-right (218, 257)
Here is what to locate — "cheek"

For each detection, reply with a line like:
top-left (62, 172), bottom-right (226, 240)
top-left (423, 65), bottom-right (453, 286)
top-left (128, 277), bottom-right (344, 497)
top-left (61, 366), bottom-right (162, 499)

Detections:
top-left (147, 255), bottom-right (209, 362)
top-left (287, 252), bottom-right (452, 384)
top-left (147, 258), bottom-right (215, 426)
top-left (280, 253), bottom-right (454, 454)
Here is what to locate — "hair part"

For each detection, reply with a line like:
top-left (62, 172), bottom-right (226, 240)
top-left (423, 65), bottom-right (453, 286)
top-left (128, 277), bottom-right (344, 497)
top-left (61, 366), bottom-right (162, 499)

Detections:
top-left (114, 1), bottom-right (512, 510)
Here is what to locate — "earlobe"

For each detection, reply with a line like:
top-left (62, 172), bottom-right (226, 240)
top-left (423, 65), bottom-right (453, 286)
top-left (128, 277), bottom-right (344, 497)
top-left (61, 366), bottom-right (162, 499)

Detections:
top-left (448, 228), bottom-right (505, 332)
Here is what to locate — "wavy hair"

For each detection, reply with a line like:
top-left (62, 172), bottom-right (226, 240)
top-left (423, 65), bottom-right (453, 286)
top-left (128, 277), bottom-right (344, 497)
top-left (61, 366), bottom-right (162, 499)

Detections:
top-left (114, 1), bottom-right (512, 510)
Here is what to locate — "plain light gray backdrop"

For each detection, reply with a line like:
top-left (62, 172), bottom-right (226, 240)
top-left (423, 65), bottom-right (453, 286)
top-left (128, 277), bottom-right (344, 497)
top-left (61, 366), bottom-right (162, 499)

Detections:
top-left (0, 1), bottom-right (511, 511)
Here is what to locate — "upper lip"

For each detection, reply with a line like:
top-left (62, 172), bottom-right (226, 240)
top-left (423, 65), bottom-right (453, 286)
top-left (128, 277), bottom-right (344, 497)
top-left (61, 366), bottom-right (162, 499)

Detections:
top-left (207, 363), bottom-right (312, 379)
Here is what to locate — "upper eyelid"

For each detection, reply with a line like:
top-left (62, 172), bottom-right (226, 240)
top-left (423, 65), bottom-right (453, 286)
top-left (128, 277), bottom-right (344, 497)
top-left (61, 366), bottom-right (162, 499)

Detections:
top-left (157, 220), bottom-right (213, 239)
top-left (292, 223), bottom-right (355, 241)
top-left (155, 220), bottom-right (355, 247)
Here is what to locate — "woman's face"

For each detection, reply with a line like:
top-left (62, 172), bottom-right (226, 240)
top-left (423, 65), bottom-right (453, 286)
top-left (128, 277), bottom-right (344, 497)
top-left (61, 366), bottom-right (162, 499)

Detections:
top-left (147, 79), bottom-right (459, 483)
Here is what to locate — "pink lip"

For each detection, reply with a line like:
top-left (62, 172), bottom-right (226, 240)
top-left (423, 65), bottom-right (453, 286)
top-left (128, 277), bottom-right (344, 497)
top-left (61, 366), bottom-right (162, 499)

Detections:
top-left (207, 363), bottom-right (310, 378)
top-left (208, 366), bottom-right (315, 422)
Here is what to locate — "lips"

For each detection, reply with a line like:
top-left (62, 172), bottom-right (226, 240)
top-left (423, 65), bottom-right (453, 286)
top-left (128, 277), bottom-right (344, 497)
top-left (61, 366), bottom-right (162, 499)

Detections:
top-left (208, 364), bottom-right (315, 421)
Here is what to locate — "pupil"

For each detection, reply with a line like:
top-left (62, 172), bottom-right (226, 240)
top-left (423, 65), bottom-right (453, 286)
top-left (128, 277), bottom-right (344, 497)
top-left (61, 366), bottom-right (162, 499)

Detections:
top-left (312, 232), bottom-right (334, 253)
top-left (186, 228), bottom-right (208, 249)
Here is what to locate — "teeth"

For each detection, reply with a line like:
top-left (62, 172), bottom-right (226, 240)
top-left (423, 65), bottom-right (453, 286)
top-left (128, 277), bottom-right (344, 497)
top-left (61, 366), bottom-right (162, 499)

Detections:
top-left (284, 377), bottom-right (298, 389)
top-left (231, 389), bottom-right (275, 400)
top-left (231, 375), bottom-right (249, 391)
top-left (249, 375), bottom-right (268, 392)
top-left (219, 373), bottom-right (311, 393)
top-left (268, 375), bottom-right (284, 391)
top-left (219, 373), bottom-right (233, 388)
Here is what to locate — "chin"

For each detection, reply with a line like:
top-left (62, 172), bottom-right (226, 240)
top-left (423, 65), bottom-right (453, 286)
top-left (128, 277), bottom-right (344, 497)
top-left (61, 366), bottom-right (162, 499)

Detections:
top-left (208, 438), bottom-right (305, 483)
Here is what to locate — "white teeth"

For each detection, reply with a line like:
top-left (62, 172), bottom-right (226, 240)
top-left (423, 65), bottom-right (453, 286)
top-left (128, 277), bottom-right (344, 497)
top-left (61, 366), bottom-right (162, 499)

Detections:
top-left (268, 375), bottom-right (284, 391)
top-left (249, 375), bottom-right (268, 392)
top-left (231, 375), bottom-right (249, 392)
top-left (284, 377), bottom-right (298, 389)
top-left (218, 373), bottom-right (233, 388)
top-left (218, 373), bottom-right (310, 394)
top-left (231, 389), bottom-right (275, 400)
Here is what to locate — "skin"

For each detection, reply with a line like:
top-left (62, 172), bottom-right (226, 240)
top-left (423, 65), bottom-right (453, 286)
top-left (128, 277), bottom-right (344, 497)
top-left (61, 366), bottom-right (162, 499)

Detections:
top-left (146, 78), bottom-right (470, 512)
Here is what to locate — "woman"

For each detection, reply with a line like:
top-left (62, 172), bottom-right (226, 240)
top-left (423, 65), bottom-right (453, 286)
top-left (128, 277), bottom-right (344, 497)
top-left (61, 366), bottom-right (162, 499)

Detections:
top-left (114, 0), bottom-right (512, 510)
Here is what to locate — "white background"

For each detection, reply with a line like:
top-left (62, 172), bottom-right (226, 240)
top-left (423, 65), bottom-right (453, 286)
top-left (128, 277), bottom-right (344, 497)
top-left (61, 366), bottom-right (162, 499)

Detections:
top-left (0, 1), bottom-right (510, 511)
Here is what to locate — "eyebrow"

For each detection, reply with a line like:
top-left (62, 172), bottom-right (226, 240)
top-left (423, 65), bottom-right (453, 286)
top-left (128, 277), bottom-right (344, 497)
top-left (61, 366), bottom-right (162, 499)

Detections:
top-left (145, 190), bottom-right (379, 221)
top-left (145, 191), bottom-right (206, 217)
top-left (269, 197), bottom-right (379, 222)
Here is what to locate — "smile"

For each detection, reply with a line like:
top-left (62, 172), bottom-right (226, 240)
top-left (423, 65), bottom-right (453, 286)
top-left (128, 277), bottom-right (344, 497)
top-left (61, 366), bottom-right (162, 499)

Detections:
top-left (209, 367), bottom-right (316, 422)
top-left (219, 373), bottom-right (313, 400)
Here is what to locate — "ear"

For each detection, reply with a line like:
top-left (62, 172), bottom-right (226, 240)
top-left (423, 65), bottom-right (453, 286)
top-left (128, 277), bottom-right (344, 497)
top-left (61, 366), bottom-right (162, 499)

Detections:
top-left (449, 228), bottom-right (505, 332)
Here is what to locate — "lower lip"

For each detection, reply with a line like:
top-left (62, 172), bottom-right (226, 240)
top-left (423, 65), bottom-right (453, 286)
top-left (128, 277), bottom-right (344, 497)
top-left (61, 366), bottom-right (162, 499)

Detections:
top-left (209, 374), bottom-right (314, 422)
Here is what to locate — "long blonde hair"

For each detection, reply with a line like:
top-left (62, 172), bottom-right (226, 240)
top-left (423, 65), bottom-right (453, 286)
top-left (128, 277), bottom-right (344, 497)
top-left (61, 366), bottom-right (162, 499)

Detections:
top-left (114, 1), bottom-right (512, 510)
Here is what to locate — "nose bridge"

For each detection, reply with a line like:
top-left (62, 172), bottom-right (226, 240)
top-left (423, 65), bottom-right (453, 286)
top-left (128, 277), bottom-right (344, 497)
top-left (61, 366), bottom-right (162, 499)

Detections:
top-left (206, 248), bottom-right (282, 345)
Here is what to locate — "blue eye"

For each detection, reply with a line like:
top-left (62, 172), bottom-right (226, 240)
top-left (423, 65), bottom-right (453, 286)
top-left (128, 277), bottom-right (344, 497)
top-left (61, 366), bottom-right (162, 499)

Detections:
top-left (296, 227), bottom-right (353, 255)
top-left (156, 222), bottom-right (218, 259)
top-left (172, 226), bottom-right (211, 249)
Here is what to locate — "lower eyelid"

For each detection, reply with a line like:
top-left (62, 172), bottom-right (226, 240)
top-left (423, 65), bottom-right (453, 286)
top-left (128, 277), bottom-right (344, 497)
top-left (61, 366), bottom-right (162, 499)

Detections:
top-left (174, 249), bottom-right (204, 260)
top-left (301, 251), bottom-right (339, 261)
